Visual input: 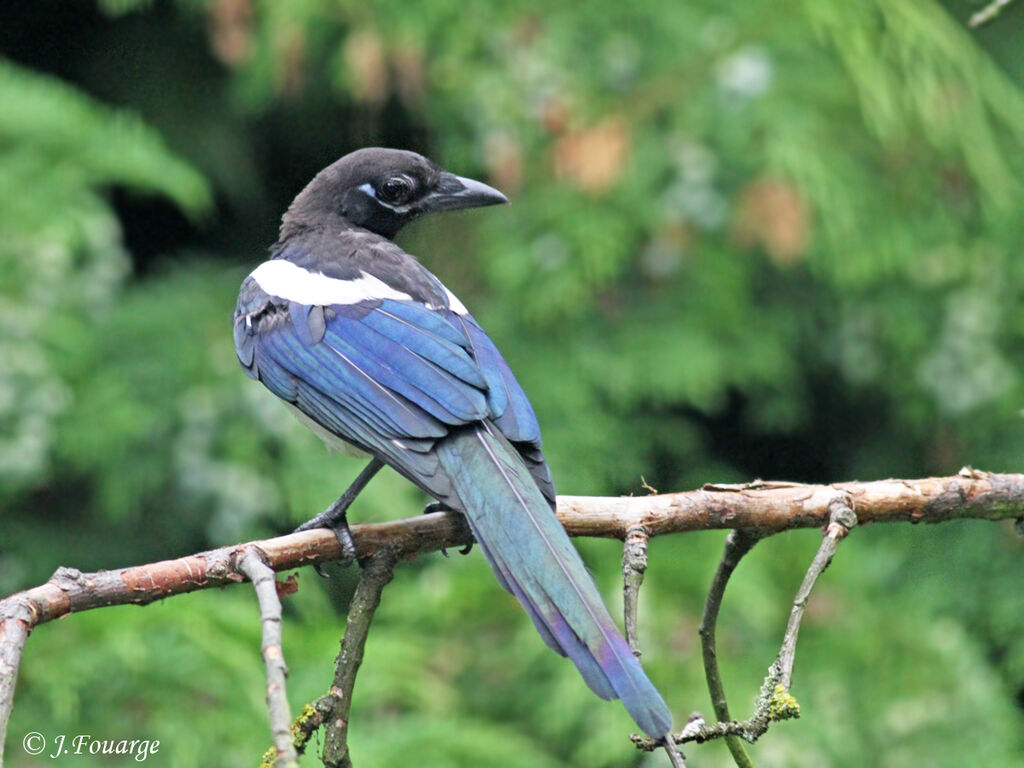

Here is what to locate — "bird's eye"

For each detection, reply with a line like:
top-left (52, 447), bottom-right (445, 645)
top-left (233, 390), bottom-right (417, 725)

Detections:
top-left (377, 175), bottom-right (414, 204)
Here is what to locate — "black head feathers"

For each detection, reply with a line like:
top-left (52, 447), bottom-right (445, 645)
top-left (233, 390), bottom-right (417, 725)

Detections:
top-left (282, 148), bottom-right (507, 239)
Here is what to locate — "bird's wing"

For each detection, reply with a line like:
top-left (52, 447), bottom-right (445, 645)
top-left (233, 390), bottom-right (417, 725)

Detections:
top-left (234, 265), bottom-right (554, 504)
top-left (447, 311), bottom-right (555, 505)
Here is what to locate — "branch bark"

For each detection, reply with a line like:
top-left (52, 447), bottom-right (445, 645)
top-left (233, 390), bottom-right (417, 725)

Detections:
top-left (968, 0), bottom-right (1018, 27)
top-left (237, 549), bottom-right (298, 768)
top-left (557, 470), bottom-right (1024, 537)
top-left (622, 525), bottom-right (650, 656)
top-left (697, 529), bottom-right (765, 767)
top-left (0, 469), bottom-right (1021, 762)
top-left (321, 548), bottom-right (397, 768)
top-left (774, 501), bottom-right (857, 693)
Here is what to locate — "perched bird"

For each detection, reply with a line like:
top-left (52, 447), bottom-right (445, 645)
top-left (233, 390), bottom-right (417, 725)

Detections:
top-left (233, 148), bottom-right (673, 740)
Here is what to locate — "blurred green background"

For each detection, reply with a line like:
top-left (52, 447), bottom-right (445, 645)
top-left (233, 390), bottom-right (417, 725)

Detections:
top-left (2, 0), bottom-right (1023, 766)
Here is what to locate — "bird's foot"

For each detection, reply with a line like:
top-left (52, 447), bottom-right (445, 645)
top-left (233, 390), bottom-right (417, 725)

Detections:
top-left (292, 458), bottom-right (385, 576)
top-left (422, 501), bottom-right (449, 516)
top-left (294, 500), bottom-right (357, 576)
top-left (423, 501), bottom-right (473, 557)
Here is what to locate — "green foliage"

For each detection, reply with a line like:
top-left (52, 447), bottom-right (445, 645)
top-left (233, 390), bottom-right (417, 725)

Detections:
top-left (3, 0), bottom-right (1024, 766)
top-left (0, 60), bottom-right (210, 496)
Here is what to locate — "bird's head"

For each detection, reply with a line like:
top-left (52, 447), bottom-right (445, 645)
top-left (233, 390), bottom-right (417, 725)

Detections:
top-left (283, 147), bottom-right (508, 239)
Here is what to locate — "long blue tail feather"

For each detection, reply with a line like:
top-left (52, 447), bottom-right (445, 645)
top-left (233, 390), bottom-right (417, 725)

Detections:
top-left (434, 422), bottom-right (673, 738)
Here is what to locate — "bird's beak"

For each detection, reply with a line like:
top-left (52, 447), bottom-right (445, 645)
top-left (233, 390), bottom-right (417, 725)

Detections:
top-left (421, 172), bottom-right (509, 213)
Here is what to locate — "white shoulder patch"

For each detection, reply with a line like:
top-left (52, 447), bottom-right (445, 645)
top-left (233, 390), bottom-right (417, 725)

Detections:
top-left (443, 286), bottom-right (468, 315)
top-left (249, 260), bottom-right (414, 306)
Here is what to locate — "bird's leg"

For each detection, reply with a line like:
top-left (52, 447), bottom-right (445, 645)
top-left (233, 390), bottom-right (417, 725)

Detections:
top-left (294, 457), bottom-right (384, 563)
top-left (423, 501), bottom-right (474, 557)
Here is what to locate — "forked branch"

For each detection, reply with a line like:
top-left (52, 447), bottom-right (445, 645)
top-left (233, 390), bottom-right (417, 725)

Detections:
top-left (1, 469), bottom-right (1021, 765)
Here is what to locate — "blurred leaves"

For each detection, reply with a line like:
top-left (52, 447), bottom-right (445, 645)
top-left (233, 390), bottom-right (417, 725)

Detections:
top-left (0, 59), bottom-right (210, 495)
top-left (0, 60), bottom-right (210, 224)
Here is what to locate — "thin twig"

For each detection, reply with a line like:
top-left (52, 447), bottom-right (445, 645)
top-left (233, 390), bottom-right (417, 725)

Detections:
top-left (697, 529), bottom-right (765, 768)
top-left (774, 501), bottom-right (857, 690)
top-left (622, 525), bottom-right (649, 657)
top-left (632, 715), bottom-right (776, 749)
top-left (321, 548), bottom-right (398, 768)
top-left (663, 740), bottom-right (688, 768)
top-left (0, 601), bottom-right (32, 766)
top-left (622, 527), bottom-right (685, 767)
top-left (237, 549), bottom-right (298, 768)
top-left (724, 499), bottom-right (858, 745)
top-left (260, 696), bottom-right (338, 766)
top-left (969, 0), bottom-right (1018, 27)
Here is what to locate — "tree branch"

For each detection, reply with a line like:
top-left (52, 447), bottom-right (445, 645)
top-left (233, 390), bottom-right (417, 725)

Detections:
top-left (968, 0), bottom-right (1018, 27)
top-left (697, 529), bottom-right (765, 767)
top-left (634, 499), bottom-right (861, 761)
top-left (1, 469), bottom-right (1021, 762)
top-left (321, 548), bottom-right (397, 768)
top-left (237, 548), bottom-right (299, 768)
top-left (0, 601), bottom-right (31, 763)
top-left (558, 469), bottom-right (1024, 537)
top-left (622, 525), bottom-right (649, 656)
top-left (774, 501), bottom-right (857, 693)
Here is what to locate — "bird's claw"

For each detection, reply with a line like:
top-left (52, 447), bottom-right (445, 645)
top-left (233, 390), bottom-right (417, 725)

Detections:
top-left (294, 458), bottom-right (383, 576)
top-left (423, 501), bottom-right (447, 516)
top-left (423, 501), bottom-right (473, 557)
top-left (294, 511), bottom-right (357, 578)
top-left (317, 518), bottom-right (358, 577)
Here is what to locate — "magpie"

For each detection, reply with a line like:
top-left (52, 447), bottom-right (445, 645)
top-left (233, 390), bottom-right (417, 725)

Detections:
top-left (233, 148), bottom-right (673, 741)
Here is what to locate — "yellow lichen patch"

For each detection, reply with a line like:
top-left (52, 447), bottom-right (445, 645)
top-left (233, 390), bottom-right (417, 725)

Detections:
top-left (768, 684), bottom-right (801, 720)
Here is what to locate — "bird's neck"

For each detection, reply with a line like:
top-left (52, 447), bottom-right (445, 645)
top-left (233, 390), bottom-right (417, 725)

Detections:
top-left (270, 213), bottom-right (398, 276)
top-left (278, 206), bottom-right (368, 242)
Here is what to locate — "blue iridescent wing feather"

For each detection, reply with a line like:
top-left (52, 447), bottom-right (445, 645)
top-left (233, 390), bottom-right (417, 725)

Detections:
top-left (236, 284), bottom-right (550, 494)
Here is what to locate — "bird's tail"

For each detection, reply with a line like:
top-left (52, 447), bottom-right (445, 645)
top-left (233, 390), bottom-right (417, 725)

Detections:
top-left (434, 422), bottom-right (673, 739)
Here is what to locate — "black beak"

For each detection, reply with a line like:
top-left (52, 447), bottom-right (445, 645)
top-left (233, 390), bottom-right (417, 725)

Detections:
top-left (421, 171), bottom-right (508, 213)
